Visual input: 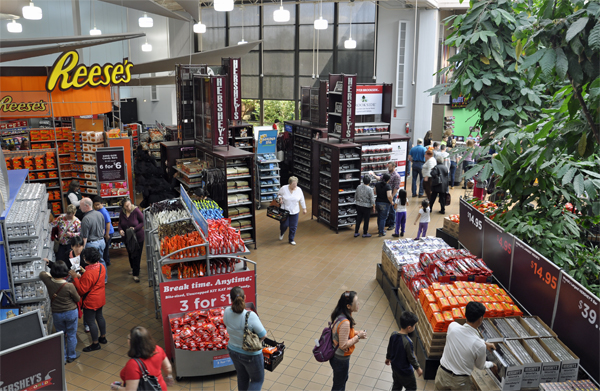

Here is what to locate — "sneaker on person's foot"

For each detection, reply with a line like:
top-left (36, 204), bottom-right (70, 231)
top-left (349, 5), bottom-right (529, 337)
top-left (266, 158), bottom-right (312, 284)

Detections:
top-left (98, 336), bottom-right (108, 344)
top-left (401, 232), bottom-right (405, 237)
top-left (354, 233), bottom-right (360, 237)
top-left (84, 325), bottom-right (90, 333)
top-left (290, 241), bottom-right (296, 245)
top-left (392, 234), bottom-right (400, 237)
top-left (83, 343), bottom-right (101, 352)
top-left (386, 226), bottom-right (394, 231)
top-left (362, 233), bottom-right (372, 238)
top-left (66, 352), bottom-right (81, 363)
top-left (279, 233), bottom-right (284, 241)
top-left (133, 276), bottom-right (140, 282)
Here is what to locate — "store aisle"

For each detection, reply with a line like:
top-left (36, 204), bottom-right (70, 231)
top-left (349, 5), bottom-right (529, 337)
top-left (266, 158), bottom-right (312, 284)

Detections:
top-left (65, 188), bottom-right (464, 391)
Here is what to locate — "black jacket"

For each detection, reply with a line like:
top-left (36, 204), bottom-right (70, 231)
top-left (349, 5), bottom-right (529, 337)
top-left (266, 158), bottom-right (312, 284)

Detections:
top-left (431, 163), bottom-right (449, 193)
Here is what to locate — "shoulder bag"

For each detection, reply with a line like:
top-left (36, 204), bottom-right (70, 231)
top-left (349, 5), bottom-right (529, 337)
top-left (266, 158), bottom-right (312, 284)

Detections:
top-left (133, 358), bottom-right (162, 391)
top-left (242, 311), bottom-right (263, 352)
top-left (53, 217), bottom-right (72, 252)
top-left (50, 283), bottom-right (66, 303)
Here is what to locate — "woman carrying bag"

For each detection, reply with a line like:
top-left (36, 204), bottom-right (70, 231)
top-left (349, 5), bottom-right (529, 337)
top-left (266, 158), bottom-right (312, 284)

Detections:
top-left (276, 176), bottom-right (306, 246)
top-left (51, 204), bottom-right (81, 265)
top-left (223, 286), bottom-right (267, 391)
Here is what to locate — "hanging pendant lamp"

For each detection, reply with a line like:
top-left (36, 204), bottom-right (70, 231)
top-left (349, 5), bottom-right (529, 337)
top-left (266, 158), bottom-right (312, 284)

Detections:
top-left (139, 13), bottom-right (153, 27)
top-left (142, 38), bottom-right (152, 52)
top-left (22, 2), bottom-right (42, 20)
top-left (215, 0), bottom-right (234, 12)
top-left (314, 0), bottom-right (327, 30)
top-left (344, 4), bottom-right (356, 49)
top-left (7, 20), bottom-right (22, 33)
top-left (194, 4), bottom-right (206, 34)
top-left (273, 0), bottom-right (289, 23)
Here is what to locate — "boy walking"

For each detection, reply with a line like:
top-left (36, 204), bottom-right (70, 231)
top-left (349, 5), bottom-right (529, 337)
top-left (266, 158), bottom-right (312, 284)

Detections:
top-left (385, 311), bottom-right (423, 391)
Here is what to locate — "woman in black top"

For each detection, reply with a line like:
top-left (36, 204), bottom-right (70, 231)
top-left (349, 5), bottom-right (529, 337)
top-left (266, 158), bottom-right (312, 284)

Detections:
top-left (375, 174), bottom-right (393, 237)
top-left (423, 131), bottom-right (433, 147)
top-left (66, 180), bottom-right (84, 220)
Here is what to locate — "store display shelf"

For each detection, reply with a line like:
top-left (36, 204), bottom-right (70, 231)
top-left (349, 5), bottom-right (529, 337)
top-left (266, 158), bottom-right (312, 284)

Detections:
top-left (230, 214), bottom-right (252, 221)
top-left (208, 247), bottom-right (250, 259)
top-left (71, 140), bottom-right (104, 145)
top-left (14, 276), bottom-right (41, 284)
top-left (30, 177), bottom-right (59, 182)
top-left (328, 112), bottom-right (341, 116)
top-left (159, 255), bottom-right (207, 267)
top-left (59, 162), bottom-right (71, 166)
top-left (236, 145), bottom-right (253, 149)
top-left (71, 160), bottom-right (95, 164)
top-left (16, 297), bottom-right (46, 304)
top-left (259, 191), bottom-right (278, 195)
top-left (176, 177), bottom-right (203, 188)
top-left (29, 168), bottom-right (58, 172)
top-left (228, 201), bottom-right (252, 208)
top-left (339, 190), bottom-right (356, 194)
top-left (320, 194), bottom-right (331, 201)
top-left (257, 159), bottom-right (279, 164)
top-left (295, 173), bottom-right (310, 181)
top-left (294, 133), bottom-right (311, 140)
top-left (10, 253), bottom-right (42, 263)
top-left (105, 205), bottom-right (121, 209)
top-left (319, 206), bottom-right (331, 212)
top-left (296, 160), bottom-right (310, 167)
top-left (361, 152), bottom-right (391, 157)
top-left (339, 178), bottom-right (359, 183)
top-left (295, 146), bottom-right (310, 152)
top-left (260, 183), bottom-right (278, 188)
top-left (321, 184), bottom-right (331, 189)
top-left (228, 188), bottom-right (252, 194)
top-left (318, 216), bottom-right (330, 223)
top-left (339, 202), bottom-right (355, 207)
top-left (320, 156), bottom-right (359, 163)
top-left (110, 216), bottom-right (120, 220)
top-left (355, 122), bottom-right (390, 127)
top-left (337, 222), bottom-right (356, 228)
top-left (45, 186), bottom-right (60, 190)
top-left (327, 91), bottom-right (342, 95)
top-left (320, 171), bottom-right (332, 177)
top-left (59, 153), bottom-right (71, 157)
top-left (173, 166), bottom-right (203, 178)
top-left (259, 176), bottom-right (279, 180)
top-left (228, 175), bottom-right (251, 180)
top-left (370, 169), bottom-right (388, 174)
top-left (259, 167), bottom-right (280, 172)
top-left (362, 161), bottom-right (391, 165)
top-left (103, 195), bottom-right (130, 199)
top-left (31, 139), bottom-right (69, 143)
top-left (339, 169), bottom-right (360, 174)
top-left (354, 132), bottom-right (390, 137)
top-left (294, 168), bottom-right (311, 176)
top-left (239, 227), bottom-right (254, 232)
top-left (235, 136), bottom-right (253, 140)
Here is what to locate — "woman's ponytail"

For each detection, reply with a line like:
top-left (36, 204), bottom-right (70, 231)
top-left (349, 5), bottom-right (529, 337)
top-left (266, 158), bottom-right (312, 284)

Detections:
top-left (230, 286), bottom-right (246, 313)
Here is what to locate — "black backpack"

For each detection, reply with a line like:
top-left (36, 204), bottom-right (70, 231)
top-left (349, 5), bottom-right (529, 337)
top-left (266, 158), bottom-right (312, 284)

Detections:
top-left (134, 359), bottom-right (162, 391)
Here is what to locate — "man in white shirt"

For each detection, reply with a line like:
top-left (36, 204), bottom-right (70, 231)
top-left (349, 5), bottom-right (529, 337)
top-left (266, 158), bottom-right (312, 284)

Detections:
top-left (434, 301), bottom-right (496, 390)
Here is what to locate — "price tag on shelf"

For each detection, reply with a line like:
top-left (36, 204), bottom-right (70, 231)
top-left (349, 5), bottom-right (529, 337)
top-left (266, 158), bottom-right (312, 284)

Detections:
top-left (458, 198), bottom-right (484, 257)
top-left (510, 239), bottom-right (561, 324)
top-left (552, 272), bottom-right (600, 382)
top-left (482, 218), bottom-right (514, 289)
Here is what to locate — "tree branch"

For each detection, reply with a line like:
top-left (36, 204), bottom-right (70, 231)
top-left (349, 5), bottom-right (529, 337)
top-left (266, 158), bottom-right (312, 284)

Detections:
top-left (569, 74), bottom-right (600, 145)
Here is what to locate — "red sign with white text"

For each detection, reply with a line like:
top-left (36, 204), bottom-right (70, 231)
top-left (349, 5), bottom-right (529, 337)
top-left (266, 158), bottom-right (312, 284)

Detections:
top-left (356, 84), bottom-right (383, 115)
top-left (159, 271), bottom-right (255, 358)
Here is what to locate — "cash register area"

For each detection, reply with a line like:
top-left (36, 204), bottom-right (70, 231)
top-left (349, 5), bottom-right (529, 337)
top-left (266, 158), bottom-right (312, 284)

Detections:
top-left (65, 191), bottom-right (461, 390)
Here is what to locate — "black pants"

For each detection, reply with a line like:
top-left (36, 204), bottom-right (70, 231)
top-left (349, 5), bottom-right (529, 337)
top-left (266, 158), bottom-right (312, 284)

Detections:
top-left (127, 239), bottom-right (144, 277)
top-left (355, 206), bottom-right (372, 234)
top-left (83, 306), bottom-right (106, 343)
top-left (392, 370), bottom-right (417, 391)
top-left (430, 191), bottom-right (447, 213)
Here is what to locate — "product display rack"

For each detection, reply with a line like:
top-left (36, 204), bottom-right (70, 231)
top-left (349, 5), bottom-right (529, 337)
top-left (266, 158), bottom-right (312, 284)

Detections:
top-left (353, 83), bottom-right (393, 139)
top-left (300, 80), bottom-right (329, 127)
top-left (256, 158), bottom-right (280, 209)
top-left (285, 120), bottom-right (328, 192)
top-left (313, 139), bottom-right (361, 233)
top-left (196, 146), bottom-right (257, 249)
top-left (160, 140), bottom-right (196, 183)
top-left (354, 135), bottom-right (411, 178)
top-left (176, 64), bottom-right (208, 141)
top-left (0, 173), bottom-right (52, 333)
top-left (229, 121), bottom-right (255, 153)
top-left (326, 74), bottom-right (357, 142)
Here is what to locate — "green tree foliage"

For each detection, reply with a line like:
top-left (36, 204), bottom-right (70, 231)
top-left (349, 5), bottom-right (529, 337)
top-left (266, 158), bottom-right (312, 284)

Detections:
top-left (429, 0), bottom-right (600, 296)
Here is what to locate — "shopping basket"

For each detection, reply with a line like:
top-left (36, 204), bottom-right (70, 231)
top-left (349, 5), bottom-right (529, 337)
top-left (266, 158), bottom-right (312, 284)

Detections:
top-left (266, 202), bottom-right (289, 223)
top-left (262, 333), bottom-right (285, 372)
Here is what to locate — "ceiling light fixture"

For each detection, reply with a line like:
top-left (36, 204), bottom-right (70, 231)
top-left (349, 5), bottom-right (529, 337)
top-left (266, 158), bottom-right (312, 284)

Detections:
top-left (345, 4), bottom-right (356, 49)
top-left (7, 20), bottom-right (22, 33)
top-left (194, 3), bottom-right (206, 33)
top-left (238, 3), bottom-right (246, 44)
top-left (214, 0), bottom-right (234, 12)
top-left (273, 0), bottom-right (289, 23)
top-left (314, 0), bottom-right (327, 30)
top-left (139, 13), bottom-right (153, 28)
top-left (142, 39), bottom-right (152, 52)
top-left (22, 2), bottom-right (42, 20)
top-left (90, 0), bottom-right (101, 35)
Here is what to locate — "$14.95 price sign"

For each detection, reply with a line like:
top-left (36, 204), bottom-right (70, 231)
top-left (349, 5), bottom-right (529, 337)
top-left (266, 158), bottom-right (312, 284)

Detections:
top-left (552, 272), bottom-right (600, 382)
top-left (159, 271), bottom-right (255, 358)
top-left (482, 219), bottom-right (514, 288)
top-left (459, 199), bottom-right (484, 258)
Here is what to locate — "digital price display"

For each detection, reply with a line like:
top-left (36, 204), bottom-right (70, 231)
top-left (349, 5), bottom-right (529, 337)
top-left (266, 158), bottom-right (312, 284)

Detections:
top-left (510, 240), bottom-right (561, 324)
top-left (459, 198), bottom-right (484, 258)
top-left (552, 272), bottom-right (600, 382)
top-left (482, 218), bottom-right (514, 289)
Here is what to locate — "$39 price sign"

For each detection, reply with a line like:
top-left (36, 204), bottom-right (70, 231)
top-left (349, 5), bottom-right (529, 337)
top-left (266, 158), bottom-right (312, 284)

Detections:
top-left (531, 260), bottom-right (558, 289)
top-left (579, 300), bottom-right (598, 328)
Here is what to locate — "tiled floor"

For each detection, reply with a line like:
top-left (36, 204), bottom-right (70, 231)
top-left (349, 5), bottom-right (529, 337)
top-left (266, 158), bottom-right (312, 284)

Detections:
top-left (65, 187), bottom-right (464, 390)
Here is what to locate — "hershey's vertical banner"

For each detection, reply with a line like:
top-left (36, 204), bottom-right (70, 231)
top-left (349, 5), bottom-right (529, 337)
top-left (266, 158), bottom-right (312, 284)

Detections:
top-left (211, 76), bottom-right (228, 146)
top-left (222, 58), bottom-right (242, 122)
top-left (341, 75), bottom-right (356, 140)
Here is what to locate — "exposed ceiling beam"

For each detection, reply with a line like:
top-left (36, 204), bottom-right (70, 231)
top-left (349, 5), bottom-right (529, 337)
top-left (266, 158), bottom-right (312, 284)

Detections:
top-left (124, 75), bottom-right (176, 86)
top-left (0, 33), bottom-right (146, 49)
top-left (131, 40), bottom-right (261, 74)
top-left (173, 0), bottom-right (199, 22)
top-left (0, 34), bottom-right (145, 63)
top-left (98, 0), bottom-right (190, 22)
top-left (0, 0), bottom-right (29, 20)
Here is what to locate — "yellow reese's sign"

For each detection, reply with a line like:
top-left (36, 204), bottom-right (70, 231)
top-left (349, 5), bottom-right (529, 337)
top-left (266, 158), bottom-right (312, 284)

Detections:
top-left (45, 51), bottom-right (133, 92)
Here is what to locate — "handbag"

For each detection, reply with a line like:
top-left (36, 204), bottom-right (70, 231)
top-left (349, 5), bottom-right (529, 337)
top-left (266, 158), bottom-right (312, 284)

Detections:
top-left (242, 311), bottom-right (263, 352)
top-left (133, 358), bottom-right (162, 391)
top-left (445, 192), bottom-right (452, 206)
top-left (266, 200), bottom-right (289, 223)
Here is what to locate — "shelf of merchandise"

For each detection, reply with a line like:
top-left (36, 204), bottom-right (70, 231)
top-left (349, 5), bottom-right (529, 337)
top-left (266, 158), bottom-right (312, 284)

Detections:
top-left (229, 122), bottom-right (255, 153)
top-left (353, 135), bottom-right (411, 184)
top-left (256, 158), bottom-right (280, 210)
top-left (326, 74), bottom-right (357, 142)
top-left (313, 139), bottom-right (360, 233)
top-left (285, 120), bottom-right (328, 193)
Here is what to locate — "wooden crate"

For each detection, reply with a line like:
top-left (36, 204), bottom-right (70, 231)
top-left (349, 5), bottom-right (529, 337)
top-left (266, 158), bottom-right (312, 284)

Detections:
top-left (399, 279), bottom-right (419, 313)
top-left (382, 251), bottom-right (402, 288)
top-left (443, 217), bottom-right (459, 238)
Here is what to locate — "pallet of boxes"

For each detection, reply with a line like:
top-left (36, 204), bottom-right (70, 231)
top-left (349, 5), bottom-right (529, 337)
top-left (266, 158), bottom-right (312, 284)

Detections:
top-left (442, 214), bottom-right (459, 238)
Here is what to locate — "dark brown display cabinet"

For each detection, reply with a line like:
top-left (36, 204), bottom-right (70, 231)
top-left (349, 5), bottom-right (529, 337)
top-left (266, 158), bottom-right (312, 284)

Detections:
top-left (160, 140), bottom-right (196, 182)
top-left (313, 139), bottom-right (361, 233)
top-left (326, 74), bottom-right (357, 142)
top-left (193, 75), bottom-right (230, 151)
top-left (354, 135), bottom-right (411, 179)
top-left (284, 120), bottom-right (327, 193)
top-left (195, 145), bottom-right (257, 249)
top-left (229, 122), bottom-right (255, 153)
top-left (353, 83), bottom-right (393, 139)
top-left (175, 64), bottom-right (207, 140)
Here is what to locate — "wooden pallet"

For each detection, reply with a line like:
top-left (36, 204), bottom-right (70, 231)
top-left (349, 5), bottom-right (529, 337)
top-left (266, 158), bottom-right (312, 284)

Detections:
top-left (381, 251), bottom-right (402, 288)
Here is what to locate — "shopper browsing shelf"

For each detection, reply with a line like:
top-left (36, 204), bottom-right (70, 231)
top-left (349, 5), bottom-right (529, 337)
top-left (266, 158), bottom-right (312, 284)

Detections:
top-left (51, 204), bottom-right (81, 266)
top-left (80, 197), bottom-right (108, 283)
top-left (434, 302), bottom-right (496, 391)
top-left (430, 155), bottom-right (450, 214)
top-left (93, 196), bottom-right (114, 267)
top-left (354, 176), bottom-right (376, 238)
top-left (118, 198), bottom-right (145, 283)
top-left (223, 286), bottom-right (267, 391)
top-left (111, 326), bottom-right (174, 391)
top-left (392, 189), bottom-right (409, 238)
top-left (329, 291), bottom-right (368, 391)
top-left (66, 180), bottom-right (84, 220)
top-left (69, 248), bottom-right (107, 353)
top-left (369, 162), bottom-right (401, 231)
top-left (408, 139), bottom-right (427, 198)
top-left (40, 260), bottom-right (80, 363)
top-left (385, 311), bottom-right (422, 391)
top-left (422, 150), bottom-right (437, 199)
top-left (375, 173), bottom-right (393, 237)
top-left (414, 199), bottom-right (431, 240)
top-left (277, 176), bottom-right (306, 246)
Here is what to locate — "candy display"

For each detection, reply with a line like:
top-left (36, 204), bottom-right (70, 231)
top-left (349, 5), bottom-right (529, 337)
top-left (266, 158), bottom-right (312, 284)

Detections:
top-left (206, 219), bottom-right (246, 255)
top-left (194, 199), bottom-right (224, 220)
top-left (539, 380), bottom-right (599, 391)
top-left (480, 319), bottom-right (502, 340)
top-left (505, 317), bottom-right (530, 338)
top-left (523, 339), bottom-right (554, 362)
top-left (492, 318), bottom-right (520, 338)
top-left (523, 317), bottom-right (553, 337)
top-left (160, 231), bottom-right (206, 259)
top-left (505, 339), bottom-right (535, 364)
top-left (170, 308), bottom-right (229, 351)
top-left (384, 237), bottom-right (451, 269)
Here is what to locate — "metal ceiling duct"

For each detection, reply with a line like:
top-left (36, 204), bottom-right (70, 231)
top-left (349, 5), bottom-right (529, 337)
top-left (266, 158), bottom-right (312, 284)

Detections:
top-left (0, 32), bottom-right (146, 49)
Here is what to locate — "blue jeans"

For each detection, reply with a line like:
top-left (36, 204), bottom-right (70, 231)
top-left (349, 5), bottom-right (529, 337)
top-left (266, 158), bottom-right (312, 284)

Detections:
top-left (228, 349), bottom-right (264, 391)
top-left (53, 308), bottom-right (78, 360)
top-left (385, 201), bottom-right (396, 228)
top-left (280, 213), bottom-right (299, 243)
top-left (450, 161), bottom-right (457, 187)
top-left (329, 355), bottom-right (350, 391)
top-left (411, 162), bottom-right (424, 197)
top-left (376, 202), bottom-right (390, 235)
top-left (86, 240), bottom-right (107, 283)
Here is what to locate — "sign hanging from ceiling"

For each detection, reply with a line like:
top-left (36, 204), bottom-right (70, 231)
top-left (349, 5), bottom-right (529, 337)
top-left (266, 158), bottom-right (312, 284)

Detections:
top-left (45, 51), bottom-right (133, 92)
top-left (355, 85), bottom-right (383, 116)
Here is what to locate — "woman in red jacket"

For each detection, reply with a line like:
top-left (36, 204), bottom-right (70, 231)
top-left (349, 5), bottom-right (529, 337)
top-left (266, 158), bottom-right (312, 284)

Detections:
top-left (69, 247), bottom-right (107, 352)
